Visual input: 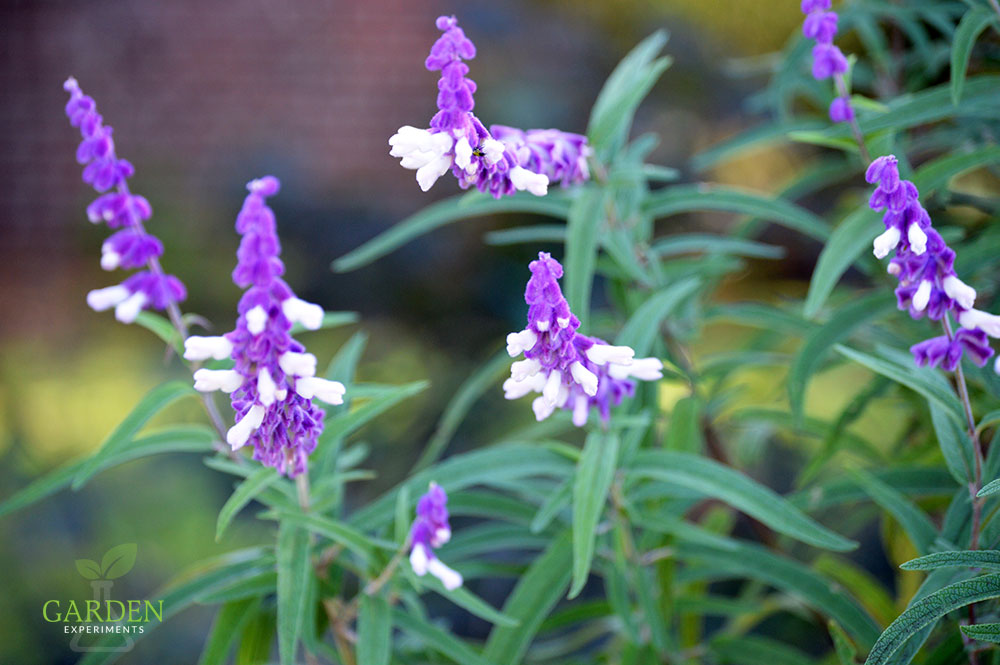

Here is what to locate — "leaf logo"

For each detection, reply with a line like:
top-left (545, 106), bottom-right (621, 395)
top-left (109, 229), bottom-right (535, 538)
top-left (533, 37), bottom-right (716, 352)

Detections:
top-left (74, 543), bottom-right (137, 581)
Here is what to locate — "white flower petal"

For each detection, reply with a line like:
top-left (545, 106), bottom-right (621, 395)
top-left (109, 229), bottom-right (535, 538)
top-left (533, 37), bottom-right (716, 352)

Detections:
top-left (410, 544), bottom-right (430, 576)
top-left (114, 292), bottom-right (147, 323)
top-left (282, 297), bottom-right (324, 330)
top-left (245, 305), bottom-right (268, 335)
top-left (570, 361), bottom-right (598, 397)
top-left (943, 275), bottom-right (976, 310)
top-left (184, 335), bottom-right (233, 361)
top-left (279, 351), bottom-right (318, 378)
top-left (193, 369), bottom-right (242, 393)
top-left (586, 344), bottom-right (635, 366)
top-left (872, 227), bottom-right (901, 259)
top-left (908, 223), bottom-right (927, 255)
top-left (295, 377), bottom-right (346, 404)
top-left (427, 558), bottom-right (463, 590)
top-left (506, 329), bottom-right (538, 357)
top-left (86, 285), bottom-right (130, 312)
top-left (257, 368), bottom-right (277, 406)
top-left (509, 166), bottom-right (549, 196)
top-left (227, 404), bottom-right (265, 449)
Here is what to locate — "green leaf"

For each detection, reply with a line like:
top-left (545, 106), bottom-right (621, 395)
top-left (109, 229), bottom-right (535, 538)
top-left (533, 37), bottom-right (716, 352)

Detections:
top-left (197, 598), bottom-right (261, 665)
top-left (0, 425), bottom-right (215, 518)
top-left (675, 540), bottom-right (880, 648)
top-left (274, 510), bottom-right (378, 564)
top-left (901, 550), bottom-right (1000, 572)
top-left (235, 607), bottom-right (276, 665)
top-left (415, 350), bottom-right (510, 471)
top-left (276, 521), bottom-right (311, 665)
top-left (692, 119), bottom-right (824, 172)
top-left (951, 8), bottom-right (995, 105)
top-left (483, 531), bottom-right (573, 664)
top-left (789, 293), bottom-right (890, 421)
top-left (73, 381), bottom-right (198, 490)
top-left (664, 395), bottom-right (705, 453)
top-left (961, 622), bottom-right (1000, 644)
top-left (829, 620), bottom-right (859, 665)
top-left (615, 278), bottom-right (700, 357)
top-left (852, 470), bottom-right (938, 554)
top-left (587, 30), bottom-right (671, 156)
top-left (979, 478), bottom-right (1000, 497)
top-left (318, 380), bottom-right (428, 447)
top-left (643, 184), bottom-right (829, 242)
top-left (788, 130), bottom-right (859, 153)
top-left (835, 345), bottom-right (965, 424)
top-left (931, 401), bottom-right (974, 485)
top-left (712, 635), bottom-right (813, 665)
top-left (570, 432), bottom-right (619, 599)
top-left (393, 608), bottom-right (493, 665)
top-left (912, 145), bottom-right (1000, 194)
top-left (332, 192), bottom-right (572, 272)
top-left (484, 223), bottom-right (566, 246)
top-left (864, 574), bottom-right (1000, 665)
top-left (564, 188), bottom-right (606, 328)
top-left (804, 207), bottom-right (881, 319)
top-left (530, 478), bottom-right (572, 534)
top-left (75, 559), bottom-right (101, 580)
top-left (100, 543), bottom-right (137, 579)
top-left (216, 467), bottom-right (280, 542)
top-left (134, 311), bottom-right (182, 352)
top-left (631, 450), bottom-right (856, 551)
top-left (357, 594), bottom-right (392, 665)
top-left (650, 233), bottom-right (786, 259)
top-left (422, 577), bottom-right (519, 627)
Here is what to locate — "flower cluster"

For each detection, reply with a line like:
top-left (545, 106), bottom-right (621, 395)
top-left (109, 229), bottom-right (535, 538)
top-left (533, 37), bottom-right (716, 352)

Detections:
top-left (504, 252), bottom-right (663, 425)
top-left (801, 0), bottom-right (854, 124)
top-left (63, 78), bottom-right (186, 322)
top-left (183, 177), bottom-right (346, 476)
top-left (389, 15), bottom-right (590, 198)
top-left (866, 155), bottom-right (998, 371)
top-left (409, 482), bottom-right (462, 590)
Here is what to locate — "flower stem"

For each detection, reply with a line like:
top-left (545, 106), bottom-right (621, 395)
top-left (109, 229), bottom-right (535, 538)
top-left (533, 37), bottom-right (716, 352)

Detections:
top-left (833, 74), bottom-right (871, 164)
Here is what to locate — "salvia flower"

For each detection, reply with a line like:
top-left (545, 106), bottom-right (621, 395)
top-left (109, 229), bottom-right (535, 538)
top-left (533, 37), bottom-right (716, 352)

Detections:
top-left (866, 155), bottom-right (998, 371)
top-left (183, 177), bottom-right (345, 476)
top-left (409, 482), bottom-right (462, 590)
top-left (389, 15), bottom-right (590, 198)
top-left (504, 252), bottom-right (664, 425)
top-left (799, 2), bottom-right (853, 124)
top-left (63, 77), bottom-right (186, 322)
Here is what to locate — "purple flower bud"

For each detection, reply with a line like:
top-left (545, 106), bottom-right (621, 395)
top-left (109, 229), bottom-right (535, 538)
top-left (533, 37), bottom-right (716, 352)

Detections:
top-left (801, 0), bottom-right (832, 13)
top-left (811, 43), bottom-right (848, 79)
top-left (184, 177), bottom-right (345, 477)
top-left (409, 482), bottom-right (462, 590)
top-left (803, 11), bottom-right (838, 44)
top-left (504, 252), bottom-right (663, 425)
top-left (63, 78), bottom-right (185, 320)
top-left (828, 96), bottom-right (854, 123)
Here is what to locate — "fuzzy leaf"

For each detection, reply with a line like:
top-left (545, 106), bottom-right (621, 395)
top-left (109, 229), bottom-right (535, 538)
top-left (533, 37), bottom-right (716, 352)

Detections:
top-left (357, 594), bottom-right (392, 665)
top-left (804, 208), bottom-right (881, 319)
top-left (901, 550), bottom-right (1000, 572)
top-left (951, 8), bottom-right (996, 105)
top-left (276, 521), bottom-right (311, 665)
top-left (570, 432), bottom-right (619, 598)
top-left (216, 467), bottom-right (280, 542)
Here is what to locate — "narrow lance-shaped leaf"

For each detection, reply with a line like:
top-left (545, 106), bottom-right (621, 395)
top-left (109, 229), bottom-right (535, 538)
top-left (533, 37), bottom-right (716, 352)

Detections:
top-left (197, 598), bottom-right (261, 665)
top-left (216, 467), bottom-right (281, 542)
top-left (852, 469), bottom-right (938, 554)
top-left (804, 207), bottom-right (881, 319)
top-left (961, 622), bottom-right (1000, 644)
top-left (631, 450), bottom-right (857, 551)
top-left (357, 594), bottom-right (392, 665)
top-left (864, 574), bottom-right (1000, 665)
top-left (564, 187), bottom-right (606, 329)
top-left (901, 550), bottom-right (1000, 572)
top-left (570, 432), bottom-right (620, 598)
top-left (950, 8), bottom-right (996, 105)
top-left (276, 521), bottom-right (311, 665)
top-left (615, 278), bottom-right (700, 357)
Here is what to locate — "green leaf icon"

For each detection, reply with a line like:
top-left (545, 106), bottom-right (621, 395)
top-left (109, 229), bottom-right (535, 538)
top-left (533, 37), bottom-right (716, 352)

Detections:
top-left (75, 559), bottom-right (102, 580)
top-left (100, 543), bottom-right (137, 579)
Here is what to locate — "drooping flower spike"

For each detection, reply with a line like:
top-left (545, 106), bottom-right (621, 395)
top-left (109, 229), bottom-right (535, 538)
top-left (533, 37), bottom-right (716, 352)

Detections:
top-left (504, 252), bottom-right (664, 425)
top-left (63, 78), bottom-right (186, 322)
top-left (183, 177), bottom-right (345, 476)
top-left (409, 482), bottom-right (462, 590)
top-left (799, 1), bottom-right (854, 124)
top-left (389, 15), bottom-right (590, 198)
top-left (866, 155), bottom-right (997, 372)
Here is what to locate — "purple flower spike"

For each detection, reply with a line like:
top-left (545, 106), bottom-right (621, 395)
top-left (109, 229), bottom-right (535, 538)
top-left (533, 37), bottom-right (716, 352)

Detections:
top-left (829, 96), bottom-right (854, 123)
top-left (409, 482), bottom-right (462, 590)
top-left (504, 252), bottom-right (663, 426)
top-left (803, 11), bottom-right (838, 44)
top-left (390, 15), bottom-right (590, 198)
top-left (801, 0), bottom-right (832, 12)
top-left (867, 154), bottom-right (998, 370)
top-left (63, 77), bottom-right (186, 322)
top-left (183, 177), bottom-right (345, 477)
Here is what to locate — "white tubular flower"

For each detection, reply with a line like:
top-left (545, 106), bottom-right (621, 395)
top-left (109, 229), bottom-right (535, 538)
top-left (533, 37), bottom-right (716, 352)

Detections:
top-left (959, 309), bottom-right (1000, 337)
top-left (227, 404), bottom-right (266, 450)
top-left (912, 280), bottom-right (932, 312)
top-left (390, 126), bottom-right (455, 192)
top-left (586, 344), bottom-right (635, 366)
top-left (509, 166), bottom-right (549, 196)
top-left (510, 358), bottom-right (542, 381)
top-left (409, 543), bottom-right (430, 576)
top-left (943, 275), bottom-right (976, 310)
top-left (245, 305), bottom-right (268, 335)
top-left (609, 357), bottom-right (664, 381)
top-left (572, 395), bottom-right (590, 427)
top-left (542, 370), bottom-right (563, 405)
top-left (100, 245), bottom-right (120, 270)
top-left (114, 292), bottom-right (147, 323)
top-left (427, 558), bottom-right (463, 591)
top-left (282, 297), bottom-right (324, 330)
top-left (193, 369), bottom-right (242, 393)
top-left (908, 223), bottom-right (927, 255)
top-left (570, 361), bottom-right (599, 397)
top-left (481, 138), bottom-right (505, 165)
top-left (184, 335), bottom-right (233, 361)
top-left (86, 285), bottom-right (130, 312)
top-left (503, 373), bottom-right (545, 400)
top-left (257, 368), bottom-right (278, 406)
top-left (506, 329), bottom-right (538, 357)
top-left (295, 377), bottom-right (346, 404)
top-left (279, 351), bottom-right (318, 378)
top-left (454, 136), bottom-right (473, 170)
top-left (532, 395), bottom-right (558, 421)
top-left (872, 227), bottom-right (901, 259)
top-left (432, 527), bottom-right (452, 547)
